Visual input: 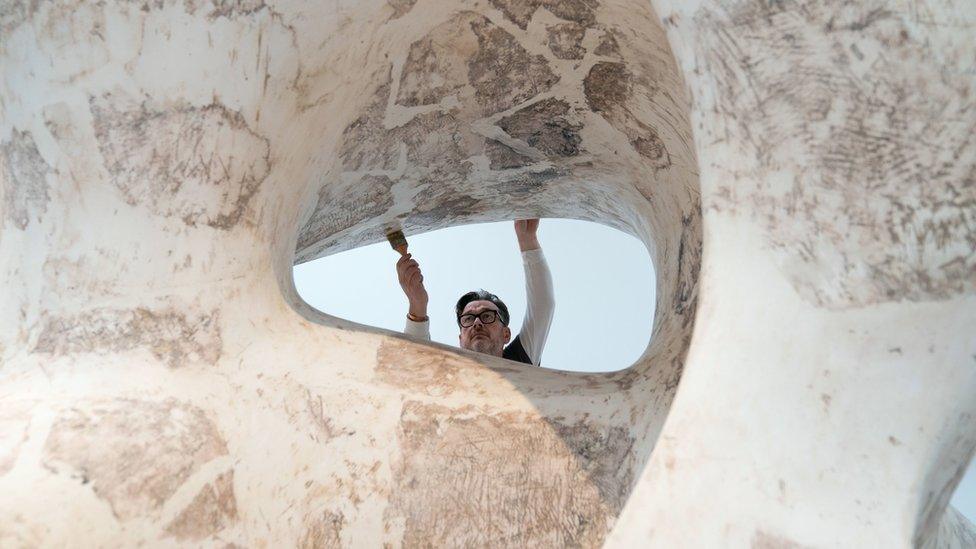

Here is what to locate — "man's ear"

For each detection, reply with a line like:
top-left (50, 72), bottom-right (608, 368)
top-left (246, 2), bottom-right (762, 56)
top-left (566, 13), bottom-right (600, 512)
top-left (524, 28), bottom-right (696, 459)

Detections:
top-left (503, 326), bottom-right (511, 343)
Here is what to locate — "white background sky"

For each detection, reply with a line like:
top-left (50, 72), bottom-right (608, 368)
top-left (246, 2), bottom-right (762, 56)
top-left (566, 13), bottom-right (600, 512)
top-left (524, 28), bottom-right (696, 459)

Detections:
top-left (293, 218), bottom-right (974, 524)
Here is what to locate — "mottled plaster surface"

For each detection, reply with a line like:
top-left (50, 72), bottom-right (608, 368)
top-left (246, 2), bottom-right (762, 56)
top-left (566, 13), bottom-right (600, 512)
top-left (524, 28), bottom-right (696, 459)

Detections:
top-left (0, 0), bottom-right (973, 547)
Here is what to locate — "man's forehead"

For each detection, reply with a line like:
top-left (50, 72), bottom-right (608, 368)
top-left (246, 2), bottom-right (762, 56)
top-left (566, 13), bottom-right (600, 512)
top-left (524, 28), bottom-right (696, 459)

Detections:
top-left (463, 300), bottom-right (499, 314)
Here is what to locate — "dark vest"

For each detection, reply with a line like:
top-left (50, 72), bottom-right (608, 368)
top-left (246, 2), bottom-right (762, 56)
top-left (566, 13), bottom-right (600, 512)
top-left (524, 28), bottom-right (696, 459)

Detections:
top-left (502, 335), bottom-right (534, 365)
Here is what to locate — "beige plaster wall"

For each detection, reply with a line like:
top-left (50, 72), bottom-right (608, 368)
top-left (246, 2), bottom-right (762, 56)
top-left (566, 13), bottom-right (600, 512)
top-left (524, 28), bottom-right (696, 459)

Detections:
top-left (0, 0), bottom-right (972, 546)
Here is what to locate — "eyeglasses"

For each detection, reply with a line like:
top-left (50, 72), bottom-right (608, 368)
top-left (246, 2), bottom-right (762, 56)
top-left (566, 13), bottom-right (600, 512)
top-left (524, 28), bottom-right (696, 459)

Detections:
top-left (458, 309), bottom-right (504, 328)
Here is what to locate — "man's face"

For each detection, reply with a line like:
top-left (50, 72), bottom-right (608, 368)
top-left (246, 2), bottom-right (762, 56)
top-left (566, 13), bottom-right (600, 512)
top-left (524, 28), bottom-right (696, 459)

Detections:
top-left (458, 300), bottom-right (511, 357)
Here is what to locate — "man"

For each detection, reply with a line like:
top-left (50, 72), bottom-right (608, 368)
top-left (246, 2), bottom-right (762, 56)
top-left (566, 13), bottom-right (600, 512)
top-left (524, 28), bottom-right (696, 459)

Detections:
top-left (395, 219), bottom-right (554, 366)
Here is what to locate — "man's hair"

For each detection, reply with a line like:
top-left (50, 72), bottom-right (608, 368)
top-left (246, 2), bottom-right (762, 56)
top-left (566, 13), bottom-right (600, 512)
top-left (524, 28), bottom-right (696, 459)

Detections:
top-left (455, 289), bottom-right (510, 326)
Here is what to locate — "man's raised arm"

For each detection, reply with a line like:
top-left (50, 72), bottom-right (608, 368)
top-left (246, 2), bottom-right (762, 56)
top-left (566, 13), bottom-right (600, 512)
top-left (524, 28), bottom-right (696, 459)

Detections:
top-left (514, 219), bottom-right (555, 365)
top-left (397, 253), bottom-right (431, 340)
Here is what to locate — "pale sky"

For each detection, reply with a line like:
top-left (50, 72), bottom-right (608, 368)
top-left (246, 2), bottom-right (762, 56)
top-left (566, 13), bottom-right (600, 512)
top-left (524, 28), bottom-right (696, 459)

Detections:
top-left (955, 461), bottom-right (976, 524)
top-left (292, 218), bottom-right (974, 524)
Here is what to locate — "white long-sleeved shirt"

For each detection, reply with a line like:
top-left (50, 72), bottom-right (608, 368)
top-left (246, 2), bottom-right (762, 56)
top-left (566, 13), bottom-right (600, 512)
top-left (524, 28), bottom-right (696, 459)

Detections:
top-left (403, 248), bottom-right (555, 365)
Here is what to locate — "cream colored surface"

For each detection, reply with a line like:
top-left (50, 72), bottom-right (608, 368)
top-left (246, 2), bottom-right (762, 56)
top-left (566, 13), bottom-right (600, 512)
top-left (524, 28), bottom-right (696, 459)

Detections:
top-left (0, 0), bottom-right (972, 546)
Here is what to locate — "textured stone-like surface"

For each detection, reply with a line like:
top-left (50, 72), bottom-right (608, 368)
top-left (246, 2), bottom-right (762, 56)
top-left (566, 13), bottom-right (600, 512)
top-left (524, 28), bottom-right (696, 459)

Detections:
top-left (296, 0), bottom-right (694, 263)
top-left (91, 94), bottom-right (270, 230)
top-left (485, 138), bottom-right (534, 169)
top-left (594, 28), bottom-right (621, 57)
top-left (467, 15), bottom-right (560, 115)
top-left (300, 509), bottom-right (345, 548)
top-left (498, 98), bottom-right (582, 158)
top-left (690, 1), bottom-right (976, 308)
top-left (42, 399), bottom-right (227, 520)
top-left (395, 12), bottom-right (559, 114)
top-left (926, 506), bottom-right (976, 549)
top-left (0, 404), bottom-right (32, 476)
top-left (0, 0), bottom-right (973, 546)
top-left (489, 0), bottom-right (598, 30)
top-left (547, 22), bottom-right (587, 60)
top-left (33, 308), bottom-right (222, 368)
top-left (387, 0), bottom-right (417, 19)
top-left (387, 401), bottom-right (634, 547)
top-left (585, 61), bottom-right (670, 168)
top-left (1, 130), bottom-right (51, 230)
top-left (605, 0), bottom-right (976, 546)
top-left (164, 469), bottom-right (239, 541)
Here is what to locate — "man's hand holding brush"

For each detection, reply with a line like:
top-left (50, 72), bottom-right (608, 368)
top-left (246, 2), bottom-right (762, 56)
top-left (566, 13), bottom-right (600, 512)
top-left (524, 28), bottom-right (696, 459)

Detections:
top-left (396, 252), bottom-right (428, 322)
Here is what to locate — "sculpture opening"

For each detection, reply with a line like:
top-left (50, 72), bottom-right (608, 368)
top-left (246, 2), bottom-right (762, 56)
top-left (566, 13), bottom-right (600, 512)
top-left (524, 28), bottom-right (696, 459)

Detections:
top-left (8, 0), bottom-right (973, 545)
top-left (278, 3), bottom-right (704, 541)
top-left (288, 0), bottom-right (702, 378)
top-left (950, 459), bottom-right (976, 528)
top-left (293, 218), bottom-right (656, 372)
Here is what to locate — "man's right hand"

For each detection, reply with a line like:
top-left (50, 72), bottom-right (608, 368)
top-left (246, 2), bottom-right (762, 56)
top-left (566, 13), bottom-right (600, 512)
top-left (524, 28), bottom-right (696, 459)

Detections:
top-left (396, 253), bottom-right (429, 318)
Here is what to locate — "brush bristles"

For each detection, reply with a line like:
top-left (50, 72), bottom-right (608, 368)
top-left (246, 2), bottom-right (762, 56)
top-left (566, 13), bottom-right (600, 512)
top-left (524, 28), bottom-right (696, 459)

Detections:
top-left (386, 230), bottom-right (408, 253)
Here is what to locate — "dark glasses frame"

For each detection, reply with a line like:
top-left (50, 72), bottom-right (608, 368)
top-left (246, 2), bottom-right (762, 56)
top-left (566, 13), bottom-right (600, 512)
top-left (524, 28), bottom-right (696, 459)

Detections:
top-left (457, 309), bottom-right (506, 328)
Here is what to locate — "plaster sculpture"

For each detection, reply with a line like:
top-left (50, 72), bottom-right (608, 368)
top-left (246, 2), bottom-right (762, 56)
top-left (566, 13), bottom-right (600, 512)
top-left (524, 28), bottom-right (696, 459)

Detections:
top-left (1, 0), bottom-right (973, 546)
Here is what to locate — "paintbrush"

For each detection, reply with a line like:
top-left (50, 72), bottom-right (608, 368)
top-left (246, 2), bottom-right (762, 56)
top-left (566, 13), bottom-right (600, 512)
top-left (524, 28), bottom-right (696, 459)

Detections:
top-left (386, 229), bottom-right (408, 256)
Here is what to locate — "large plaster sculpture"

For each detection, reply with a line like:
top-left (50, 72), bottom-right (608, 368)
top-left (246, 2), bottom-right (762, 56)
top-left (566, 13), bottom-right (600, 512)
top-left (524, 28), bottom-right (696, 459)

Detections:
top-left (1, 0), bottom-right (973, 546)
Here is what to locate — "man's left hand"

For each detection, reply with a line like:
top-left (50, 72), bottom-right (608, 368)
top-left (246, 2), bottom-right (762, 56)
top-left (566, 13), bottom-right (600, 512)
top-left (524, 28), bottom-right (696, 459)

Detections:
top-left (515, 219), bottom-right (541, 251)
